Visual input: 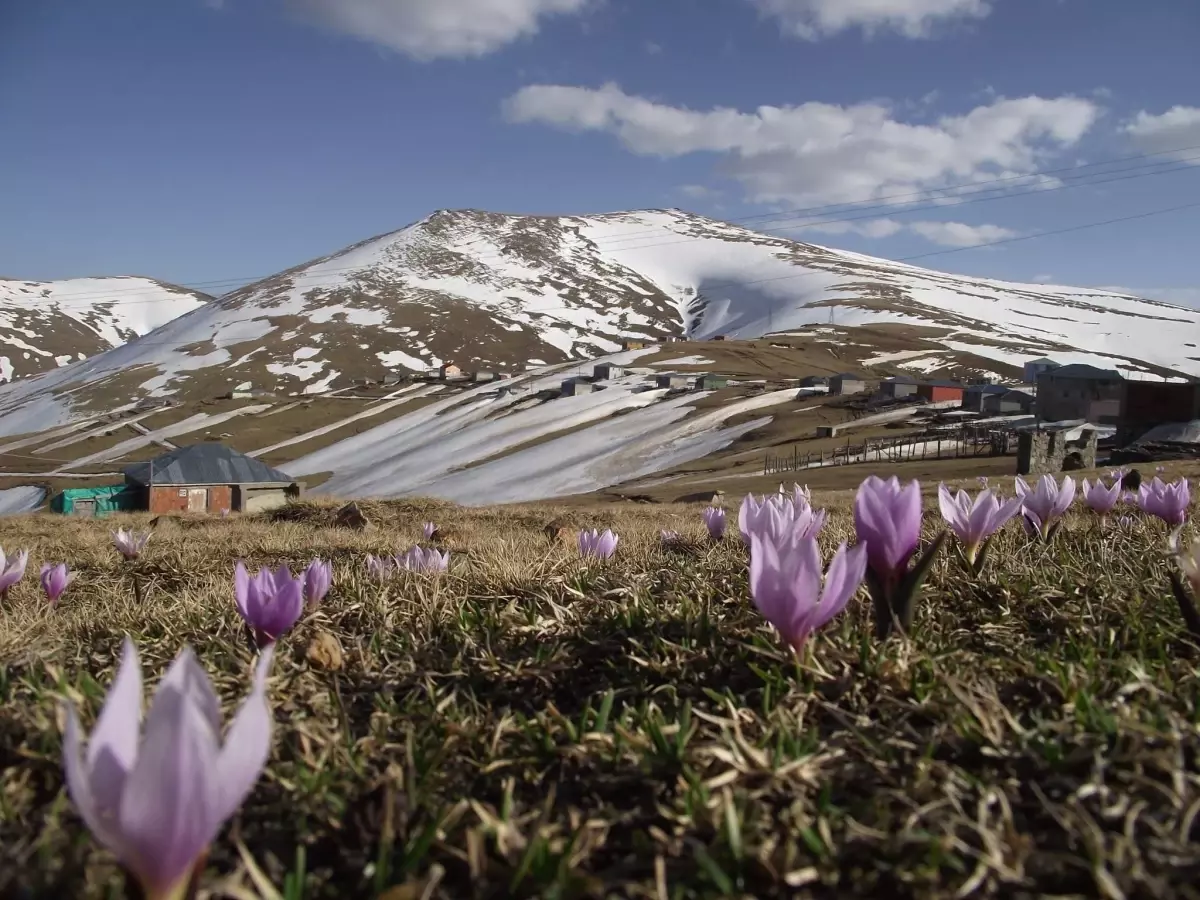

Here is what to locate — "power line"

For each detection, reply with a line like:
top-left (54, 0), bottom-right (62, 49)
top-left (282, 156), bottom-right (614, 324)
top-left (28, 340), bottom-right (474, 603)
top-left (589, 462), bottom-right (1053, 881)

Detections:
top-left (25, 193), bottom-right (1200, 351)
top-left (13, 144), bottom-right (1200, 308)
top-left (13, 157), bottom-right (1200, 322)
top-left (452, 143), bottom-right (1200, 250)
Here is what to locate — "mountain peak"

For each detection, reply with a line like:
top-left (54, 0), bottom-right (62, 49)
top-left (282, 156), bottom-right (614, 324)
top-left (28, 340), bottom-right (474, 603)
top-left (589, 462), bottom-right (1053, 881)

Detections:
top-left (0, 207), bottom-right (1194, 435)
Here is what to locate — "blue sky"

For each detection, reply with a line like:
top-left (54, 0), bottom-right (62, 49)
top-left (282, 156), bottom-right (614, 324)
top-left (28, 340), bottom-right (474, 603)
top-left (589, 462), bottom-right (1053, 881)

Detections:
top-left (1, 0), bottom-right (1197, 304)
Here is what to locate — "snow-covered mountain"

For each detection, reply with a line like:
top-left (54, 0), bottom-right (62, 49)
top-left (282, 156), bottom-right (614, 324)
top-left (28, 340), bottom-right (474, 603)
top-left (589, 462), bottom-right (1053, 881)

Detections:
top-left (0, 207), bottom-right (1197, 436)
top-left (0, 276), bottom-right (212, 382)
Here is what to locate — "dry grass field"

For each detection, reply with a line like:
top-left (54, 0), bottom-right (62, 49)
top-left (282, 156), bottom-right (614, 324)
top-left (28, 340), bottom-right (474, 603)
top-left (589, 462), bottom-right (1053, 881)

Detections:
top-left (2, 486), bottom-right (1200, 899)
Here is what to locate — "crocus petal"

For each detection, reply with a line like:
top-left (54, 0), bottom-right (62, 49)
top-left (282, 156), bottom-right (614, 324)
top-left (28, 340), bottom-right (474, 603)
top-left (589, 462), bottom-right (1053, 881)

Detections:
top-left (117, 658), bottom-right (223, 896)
top-left (64, 702), bottom-right (128, 857)
top-left (234, 563), bottom-right (252, 619)
top-left (213, 645), bottom-right (275, 824)
top-left (84, 637), bottom-right (144, 815)
top-left (816, 541), bottom-right (867, 625)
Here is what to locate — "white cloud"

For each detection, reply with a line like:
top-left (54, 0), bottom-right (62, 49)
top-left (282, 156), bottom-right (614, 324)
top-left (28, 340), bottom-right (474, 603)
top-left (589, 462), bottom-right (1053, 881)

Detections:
top-left (677, 184), bottom-right (720, 199)
top-left (284, 0), bottom-right (590, 60)
top-left (801, 217), bottom-right (905, 239)
top-left (908, 220), bottom-right (1017, 246)
top-left (503, 82), bottom-right (1100, 207)
top-left (748, 0), bottom-right (992, 40)
top-left (1124, 106), bottom-right (1200, 163)
top-left (801, 216), bottom-right (1014, 246)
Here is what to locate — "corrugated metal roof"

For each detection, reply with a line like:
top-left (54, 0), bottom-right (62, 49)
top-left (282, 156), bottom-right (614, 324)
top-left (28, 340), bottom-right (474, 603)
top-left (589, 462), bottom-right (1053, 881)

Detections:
top-left (123, 443), bottom-right (294, 486)
top-left (1042, 363), bottom-right (1122, 379)
top-left (966, 384), bottom-right (1008, 394)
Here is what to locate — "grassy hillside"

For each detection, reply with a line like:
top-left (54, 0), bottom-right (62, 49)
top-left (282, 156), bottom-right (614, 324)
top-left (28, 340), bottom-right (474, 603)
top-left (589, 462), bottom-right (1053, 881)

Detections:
top-left (1, 488), bottom-right (1197, 897)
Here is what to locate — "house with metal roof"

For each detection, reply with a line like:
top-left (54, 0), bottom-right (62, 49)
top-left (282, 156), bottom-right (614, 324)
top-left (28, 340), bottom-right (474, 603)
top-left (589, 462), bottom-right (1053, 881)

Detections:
top-left (879, 375), bottom-right (921, 399)
top-left (1022, 357), bottom-right (1060, 384)
top-left (961, 383), bottom-right (1009, 412)
top-left (123, 443), bottom-right (302, 514)
top-left (829, 373), bottom-right (866, 394)
top-left (1036, 364), bottom-right (1124, 425)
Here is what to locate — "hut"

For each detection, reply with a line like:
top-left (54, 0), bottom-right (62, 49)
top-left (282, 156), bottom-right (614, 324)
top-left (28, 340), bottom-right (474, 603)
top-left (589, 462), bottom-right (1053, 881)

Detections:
top-left (122, 444), bottom-right (303, 514)
top-left (50, 485), bottom-right (140, 517)
top-left (829, 373), bottom-right (866, 395)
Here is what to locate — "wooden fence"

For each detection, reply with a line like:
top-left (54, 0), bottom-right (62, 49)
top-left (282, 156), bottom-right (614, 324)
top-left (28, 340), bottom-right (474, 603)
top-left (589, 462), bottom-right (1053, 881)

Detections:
top-left (763, 427), bottom-right (1014, 476)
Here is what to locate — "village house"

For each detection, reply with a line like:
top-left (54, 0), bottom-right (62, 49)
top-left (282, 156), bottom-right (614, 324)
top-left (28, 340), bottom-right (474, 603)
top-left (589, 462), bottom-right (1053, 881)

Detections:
top-left (829, 373), bottom-right (866, 395)
top-left (916, 380), bottom-right (965, 404)
top-left (989, 389), bottom-right (1036, 415)
top-left (879, 375), bottom-right (921, 399)
top-left (799, 375), bottom-right (829, 389)
top-left (695, 374), bottom-right (729, 390)
top-left (593, 363), bottom-right (624, 380)
top-left (471, 370), bottom-right (497, 383)
top-left (122, 444), bottom-right (303, 514)
top-left (961, 383), bottom-right (1008, 412)
top-left (1117, 378), bottom-right (1200, 444)
top-left (1023, 357), bottom-right (1061, 384)
top-left (561, 378), bottom-right (596, 396)
top-left (621, 339), bottom-right (648, 351)
top-left (1036, 364), bottom-right (1124, 424)
top-left (438, 363), bottom-right (463, 379)
top-left (655, 374), bottom-right (690, 390)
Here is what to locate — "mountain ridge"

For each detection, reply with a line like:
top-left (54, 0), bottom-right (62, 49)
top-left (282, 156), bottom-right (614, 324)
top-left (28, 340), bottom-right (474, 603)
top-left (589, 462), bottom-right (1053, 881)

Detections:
top-left (0, 206), bottom-right (1196, 437)
top-left (0, 275), bottom-right (212, 383)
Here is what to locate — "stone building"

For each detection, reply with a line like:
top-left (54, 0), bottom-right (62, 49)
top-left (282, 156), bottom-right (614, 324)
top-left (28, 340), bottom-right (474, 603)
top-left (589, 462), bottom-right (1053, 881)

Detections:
top-left (1016, 425), bottom-right (1098, 476)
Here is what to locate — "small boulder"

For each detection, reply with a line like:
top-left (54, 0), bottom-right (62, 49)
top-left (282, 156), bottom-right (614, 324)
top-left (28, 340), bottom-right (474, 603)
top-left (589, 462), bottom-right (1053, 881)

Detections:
top-left (306, 630), bottom-right (344, 671)
top-left (335, 501), bottom-right (371, 530)
top-left (544, 518), bottom-right (577, 545)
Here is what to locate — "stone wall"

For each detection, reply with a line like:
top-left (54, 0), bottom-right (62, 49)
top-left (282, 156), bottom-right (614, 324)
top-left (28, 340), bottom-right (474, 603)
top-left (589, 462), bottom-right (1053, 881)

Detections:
top-left (1016, 429), bottom-right (1097, 476)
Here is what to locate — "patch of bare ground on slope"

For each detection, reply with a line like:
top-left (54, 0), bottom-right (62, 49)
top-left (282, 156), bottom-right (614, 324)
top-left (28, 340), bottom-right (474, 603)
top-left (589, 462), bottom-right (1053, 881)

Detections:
top-left (2, 499), bottom-right (1199, 896)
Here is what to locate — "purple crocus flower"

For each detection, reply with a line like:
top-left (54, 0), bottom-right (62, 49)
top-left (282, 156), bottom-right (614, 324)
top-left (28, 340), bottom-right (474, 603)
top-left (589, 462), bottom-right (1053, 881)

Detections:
top-left (423, 522), bottom-right (437, 540)
top-left (748, 533), bottom-right (867, 654)
top-left (936, 484), bottom-right (1022, 566)
top-left (1137, 477), bottom-right (1190, 526)
top-left (660, 529), bottom-right (681, 546)
top-left (234, 562), bottom-right (304, 647)
top-left (40, 563), bottom-right (74, 606)
top-left (63, 637), bottom-right (275, 900)
top-left (738, 492), bottom-right (825, 544)
top-left (0, 548), bottom-right (29, 599)
top-left (1081, 477), bottom-right (1121, 518)
top-left (302, 559), bottom-right (332, 607)
top-left (701, 506), bottom-right (726, 540)
top-left (112, 528), bottom-right (151, 561)
top-left (854, 476), bottom-right (944, 638)
top-left (854, 476), bottom-right (923, 583)
top-left (1015, 475), bottom-right (1076, 540)
top-left (366, 554), bottom-right (392, 580)
top-left (579, 528), bottom-right (619, 560)
top-left (396, 546), bottom-right (450, 573)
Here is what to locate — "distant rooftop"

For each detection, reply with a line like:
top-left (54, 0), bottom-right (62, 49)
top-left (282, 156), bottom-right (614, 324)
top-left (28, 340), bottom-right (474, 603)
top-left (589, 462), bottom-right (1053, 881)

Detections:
top-left (965, 383), bottom-right (1008, 394)
top-left (1041, 363), bottom-right (1122, 380)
